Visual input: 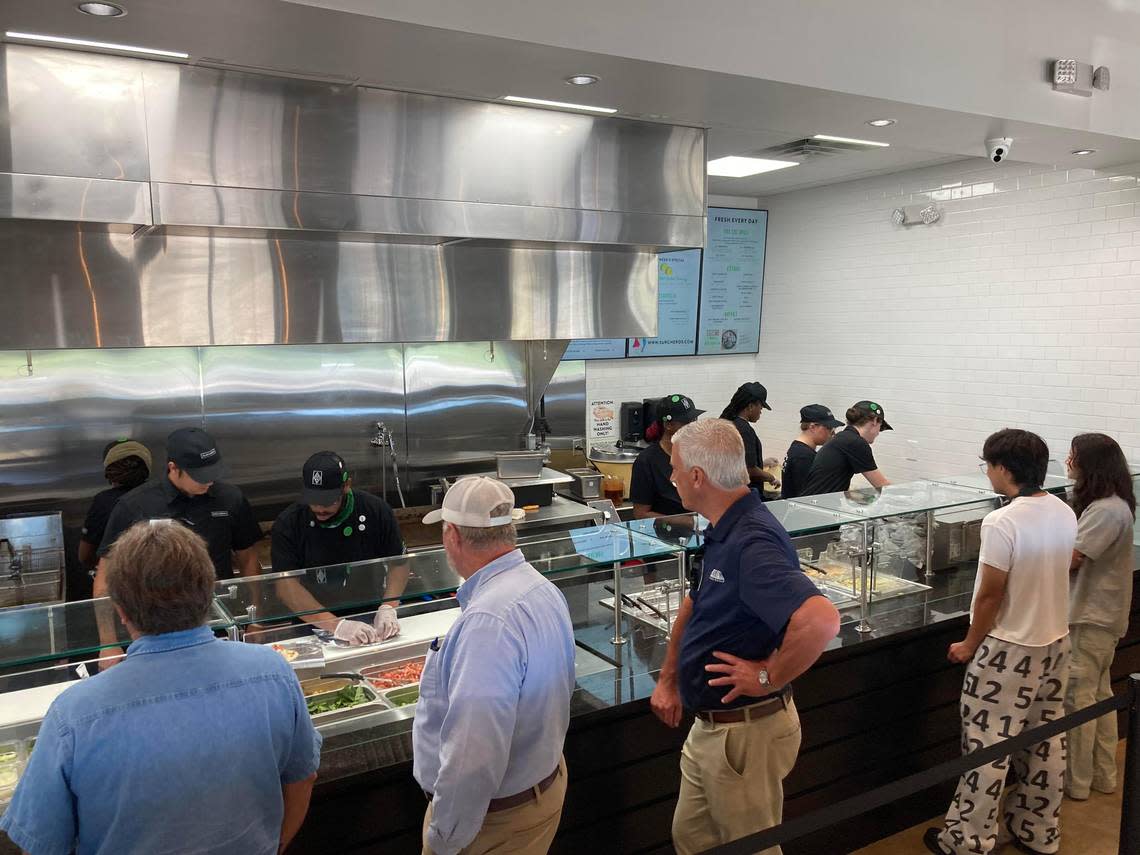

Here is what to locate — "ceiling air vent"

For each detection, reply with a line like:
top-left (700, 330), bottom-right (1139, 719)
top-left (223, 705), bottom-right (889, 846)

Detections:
top-left (761, 137), bottom-right (880, 159)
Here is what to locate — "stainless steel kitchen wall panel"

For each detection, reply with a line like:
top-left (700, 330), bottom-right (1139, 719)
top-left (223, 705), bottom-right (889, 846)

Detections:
top-left (0, 174), bottom-right (151, 226)
top-left (0, 46), bottom-right (150, 181)
top-left (0, 347), bottom-right (202, 514)
top-left (540, 359), bottom-right (586, 440)
top-left (150, 183), bottom-right (705, 247)
top-left (141, 62), bottom-right (704, 216)
top-left (403, 342), bottom-right (529, 498)
top-left (197, 345), bottom-right (407, 510)
top-left (0, 222), bottom-right (658, 349)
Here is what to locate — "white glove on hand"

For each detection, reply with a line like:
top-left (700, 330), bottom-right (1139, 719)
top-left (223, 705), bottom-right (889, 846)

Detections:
top-left (373, 604), bottom-right (400, 640)
top-left (333, 619), bottom-right (382, 646)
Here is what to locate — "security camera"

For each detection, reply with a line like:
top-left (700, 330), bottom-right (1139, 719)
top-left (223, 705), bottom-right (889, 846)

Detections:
top-left (986, 138), bottom-right (1013, 164)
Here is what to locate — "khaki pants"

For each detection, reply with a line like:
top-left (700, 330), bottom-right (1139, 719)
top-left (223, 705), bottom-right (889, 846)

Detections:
top-left (1065, 624), bottom-right (1119, 799)
top-left (421, 757), bottom-right (566, 855)
top-left (672, 699), bottom-right (801, 855)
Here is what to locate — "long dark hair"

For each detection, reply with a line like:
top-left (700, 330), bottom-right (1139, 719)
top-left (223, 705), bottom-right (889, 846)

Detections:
top-left (1070, 433), bottom-right (1136, 519)
top-left (720, 385), bottom-right (757, 420)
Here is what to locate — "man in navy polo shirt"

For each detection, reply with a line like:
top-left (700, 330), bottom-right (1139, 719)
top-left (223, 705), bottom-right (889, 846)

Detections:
top-left (650, 419), bottom-right (841, 855)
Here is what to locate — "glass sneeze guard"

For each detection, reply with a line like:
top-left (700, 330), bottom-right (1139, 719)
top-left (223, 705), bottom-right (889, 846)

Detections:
top-left (789, 479), bottom-right (1001, 520)
top-left (214, 525), bottom-right (684, 627)
top-left (0, 598), bottom-right (233, 672)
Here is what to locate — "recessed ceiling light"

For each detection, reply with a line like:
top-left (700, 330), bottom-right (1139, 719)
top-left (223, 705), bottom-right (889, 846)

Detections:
top-left (502, 95), bottom-right (617, 114)
top-left (814, 133), bottom-right (891, 148)
top-left (1071, 149), bottom-right (1096, 156)
top-left (77, 2), bottom-right (126, 16)
top-left (565, 74), bottom-right (599, 86)
top-left (707, 156), bottom-right (798, 178)
top-left (4, 31), bottom-right (187, 59)
top-left (866, 119), bottom-right (896, 128)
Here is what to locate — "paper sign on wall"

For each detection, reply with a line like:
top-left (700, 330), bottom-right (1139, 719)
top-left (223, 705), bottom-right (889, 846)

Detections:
top-left (589, 399), bottom-right (618, 440)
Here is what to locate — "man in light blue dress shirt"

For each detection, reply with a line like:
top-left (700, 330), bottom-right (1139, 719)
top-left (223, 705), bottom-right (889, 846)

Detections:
top-left (416, 476), bottom-right (576, 855)
top-left (0, 521), bottom-right (322, 855)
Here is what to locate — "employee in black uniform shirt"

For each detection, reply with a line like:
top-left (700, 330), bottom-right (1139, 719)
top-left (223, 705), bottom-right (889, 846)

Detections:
top-left (719, 382), bottom-right (780, 493)
top-left (780, 405), bottom-right (844, 500)
top-left (95, 427), bottom-right (262, 582)
top-left (271, 451), bottom-right (409, 646)
top-left (76, 439), bottom-right (152, 598)
top-left (631, 394), bottom-right (704, 519)
top-left (800, 401), bottom-right (893, 497)
top-left (93, 427), bottom-right (263, 664)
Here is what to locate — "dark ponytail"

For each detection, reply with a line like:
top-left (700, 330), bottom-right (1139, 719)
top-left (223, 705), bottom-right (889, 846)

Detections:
top-left (720, 385), bottom-right (757, 420)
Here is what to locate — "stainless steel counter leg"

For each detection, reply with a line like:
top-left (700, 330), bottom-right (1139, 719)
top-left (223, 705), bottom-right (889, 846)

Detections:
top-left (610, 561), bottom-right (625, 667)
top-left (855, 521), bottom-right (873, 634)
top-left (924, 509), bottom-right (935, 580)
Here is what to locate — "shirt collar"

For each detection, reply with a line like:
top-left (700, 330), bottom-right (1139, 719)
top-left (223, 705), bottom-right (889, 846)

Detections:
top-left (161, 473), bottom-right (214, 502)
top-left (126, 625), bottom-right (217, 657)
top-left (703, 492), bottom-right (760, 543)
top-left (455, 548), bottom-right (527, 609)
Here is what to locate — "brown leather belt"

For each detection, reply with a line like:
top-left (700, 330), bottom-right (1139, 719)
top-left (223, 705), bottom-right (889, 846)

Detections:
top-left (696, 688), bottom-right (792, 724)
top-left (425, 763), bottom-right (562, 813)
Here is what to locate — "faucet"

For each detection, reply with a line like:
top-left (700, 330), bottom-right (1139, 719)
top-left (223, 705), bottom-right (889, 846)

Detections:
top-left (369, 421), bottom-right (407, 508)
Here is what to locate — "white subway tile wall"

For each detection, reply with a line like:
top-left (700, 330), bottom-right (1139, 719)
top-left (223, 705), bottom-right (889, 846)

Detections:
top-left (586, 158), bottom-right (1140, 484)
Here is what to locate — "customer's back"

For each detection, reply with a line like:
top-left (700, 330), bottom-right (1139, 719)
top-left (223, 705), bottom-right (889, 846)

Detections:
top-left (56, 631), bottom-right (313, 854)
top-left (0, 522), bottom-right (321, 855)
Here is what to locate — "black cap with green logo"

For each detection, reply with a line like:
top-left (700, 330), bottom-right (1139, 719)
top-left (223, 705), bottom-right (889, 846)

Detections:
top-left (851, 400), bottom-right (893, 431)
top-left (658, 394), bottom-right (705, 425)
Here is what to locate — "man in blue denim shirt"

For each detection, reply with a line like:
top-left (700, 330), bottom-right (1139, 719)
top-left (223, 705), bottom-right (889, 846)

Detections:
top-left (415, 477), bottom-right (576, 855)
top-left (0, 522), bottom-right (322, 855)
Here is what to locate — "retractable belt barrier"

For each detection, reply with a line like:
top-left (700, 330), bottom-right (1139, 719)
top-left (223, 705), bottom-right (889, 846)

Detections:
top-left (700, 673), bottom-right (1140, 855)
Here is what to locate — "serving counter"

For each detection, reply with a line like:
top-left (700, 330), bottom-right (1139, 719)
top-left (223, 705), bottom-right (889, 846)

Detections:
top-left (2, 473), bottom-right (1138, 855)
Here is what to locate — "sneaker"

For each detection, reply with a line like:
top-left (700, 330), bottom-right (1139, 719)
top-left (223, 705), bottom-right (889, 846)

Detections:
top-left (1006, 835), bottom-right (1049, 855)
top-left (922, 827), bottom-right (952, 854)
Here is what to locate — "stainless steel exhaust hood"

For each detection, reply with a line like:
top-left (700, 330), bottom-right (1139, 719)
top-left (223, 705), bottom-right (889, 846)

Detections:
top-left (0, 45), bottom-right (706, 347)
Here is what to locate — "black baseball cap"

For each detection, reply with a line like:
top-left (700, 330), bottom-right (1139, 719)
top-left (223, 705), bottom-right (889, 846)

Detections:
top-left (800, 404), bottom-right (844, 429)
top-left (659, 394), bottom-right (704, 425)
top-left (166, 427), bottom-right (227, 484)
top-left (851, 401), bottom-right (893, 431)
top-left (739, 381), bottom-right (772, 410)
top-left (301, 451), bottom-right (348, 505)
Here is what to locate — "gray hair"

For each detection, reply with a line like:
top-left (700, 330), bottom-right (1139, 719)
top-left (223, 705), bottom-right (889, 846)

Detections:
top-left (105, 521), bottom-right (215, 635)
top-left (450, 502), bottom-right (518, 549)
top-left (672, 419), bottom-right (749, 489)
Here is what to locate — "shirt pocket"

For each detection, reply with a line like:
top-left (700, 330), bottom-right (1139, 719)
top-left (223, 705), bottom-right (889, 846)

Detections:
top-left (419, 641), bottom-right (444, 702)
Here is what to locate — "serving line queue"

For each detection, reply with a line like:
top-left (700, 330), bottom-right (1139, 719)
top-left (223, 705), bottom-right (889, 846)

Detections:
top-left (1, 412), bottom-right (1136, 855)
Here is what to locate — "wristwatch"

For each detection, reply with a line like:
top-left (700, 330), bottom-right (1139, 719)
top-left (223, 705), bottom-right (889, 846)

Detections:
top-left (758, 668), bottom-right (771, 688)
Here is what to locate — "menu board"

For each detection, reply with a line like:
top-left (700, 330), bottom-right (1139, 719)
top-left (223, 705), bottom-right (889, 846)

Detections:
top-left (697, 209), bottom-right (767, 355)
top-left (628, 248), bottom-right (701, 358)
top-left (562, 339), bottom-right (627, 361)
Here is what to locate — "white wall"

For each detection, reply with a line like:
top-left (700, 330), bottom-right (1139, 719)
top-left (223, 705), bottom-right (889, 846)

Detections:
top-left (587, 157), bottom-right (1140, 482)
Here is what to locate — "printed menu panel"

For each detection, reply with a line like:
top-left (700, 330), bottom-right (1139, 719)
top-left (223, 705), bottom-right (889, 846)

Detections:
top-left (562, 339), bottom-right (627, 361)
top-left (628, 249), bottom-right (701, 358)
top-left (697, 209), bottom-right (767, 355)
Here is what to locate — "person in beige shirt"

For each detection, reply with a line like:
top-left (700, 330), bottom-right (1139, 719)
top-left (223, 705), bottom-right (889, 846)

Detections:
top-left (1064, 433), bottom-right (1137, 801)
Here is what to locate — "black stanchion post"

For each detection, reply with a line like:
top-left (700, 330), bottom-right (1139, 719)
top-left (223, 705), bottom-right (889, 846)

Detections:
top-left (1119, 673), bottom-right (1140, 855)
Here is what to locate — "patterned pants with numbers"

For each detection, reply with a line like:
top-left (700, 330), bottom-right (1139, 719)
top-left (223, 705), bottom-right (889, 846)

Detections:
top-left (937, 634), bottom-right (1071, 855)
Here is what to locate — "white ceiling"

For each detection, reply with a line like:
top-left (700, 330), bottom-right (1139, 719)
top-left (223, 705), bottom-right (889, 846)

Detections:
top-left (6, 0), bottom-right (1140, 196)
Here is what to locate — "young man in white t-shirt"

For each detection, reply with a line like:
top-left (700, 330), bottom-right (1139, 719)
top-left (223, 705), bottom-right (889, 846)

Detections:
top-left (925, 429), bottom-right (1077, 855)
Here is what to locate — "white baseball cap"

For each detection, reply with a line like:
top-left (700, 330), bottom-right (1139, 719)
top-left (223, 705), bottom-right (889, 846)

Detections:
top-left (422, 476), bottom-right (515, 527)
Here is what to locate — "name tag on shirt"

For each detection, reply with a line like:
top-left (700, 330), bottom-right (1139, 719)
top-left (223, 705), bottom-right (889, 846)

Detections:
top-left (210, 510), bottom-right (230, 518)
